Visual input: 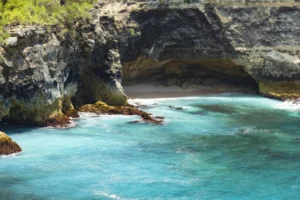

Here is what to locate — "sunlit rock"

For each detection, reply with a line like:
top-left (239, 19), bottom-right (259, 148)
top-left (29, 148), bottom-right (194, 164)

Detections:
top-left (0, 131), bottom-right (22, 155)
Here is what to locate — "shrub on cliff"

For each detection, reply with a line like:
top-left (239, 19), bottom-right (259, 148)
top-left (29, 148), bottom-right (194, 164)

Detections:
top-left (0, 0), bottom-right (97, 43)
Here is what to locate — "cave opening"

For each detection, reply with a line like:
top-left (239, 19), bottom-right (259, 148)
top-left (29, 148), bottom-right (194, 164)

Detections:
top-left (122, 58), bottom-right (259, 95)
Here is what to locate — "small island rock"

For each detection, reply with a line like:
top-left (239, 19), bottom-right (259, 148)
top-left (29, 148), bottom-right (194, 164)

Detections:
top-left (0, 131), bottom-right (22, 155)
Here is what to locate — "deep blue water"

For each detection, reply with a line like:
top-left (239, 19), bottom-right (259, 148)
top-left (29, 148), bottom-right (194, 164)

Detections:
top-left (1, 95), bottom-right (300, 200)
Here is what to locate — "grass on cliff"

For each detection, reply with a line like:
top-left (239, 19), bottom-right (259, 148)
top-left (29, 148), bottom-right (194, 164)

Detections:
top-left (0, 0), bottom-right (97, 44)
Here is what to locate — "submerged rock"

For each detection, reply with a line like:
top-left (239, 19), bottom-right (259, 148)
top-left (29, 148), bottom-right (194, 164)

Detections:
top-left (0, 131), bottom-right (22, 155)
top-left (155, 116), bottom-right (165, 120)
top-left (169, 106), bottom-right (184, 110)
top-left (128, 120), bottom-right (142, 124)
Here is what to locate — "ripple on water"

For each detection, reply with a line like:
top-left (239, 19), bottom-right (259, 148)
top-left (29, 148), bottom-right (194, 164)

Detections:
top-left (1, 95), bottom-right (300, 199)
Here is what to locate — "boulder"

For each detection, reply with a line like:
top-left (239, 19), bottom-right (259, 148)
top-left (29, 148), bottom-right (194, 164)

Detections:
top-left (0, 132), bottom-right (22, 155)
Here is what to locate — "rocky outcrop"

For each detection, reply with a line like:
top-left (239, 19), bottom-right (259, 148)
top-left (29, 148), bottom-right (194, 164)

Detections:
top-left (0, 7), bottom-right (127, 126)
top-left (78, 101), bottom-right (163, 124)
top-left (1, 0), bottom-right (300, 125)
top-left (0, 131), bottom-right (22, 155)
top-left (250, 51), bottom-right (300, 100)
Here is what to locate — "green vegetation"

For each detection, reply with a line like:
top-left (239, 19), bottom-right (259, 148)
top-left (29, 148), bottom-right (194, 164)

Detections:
top-left (129, 28), bottom-right (135, 36)
top-left (0, 0), bottom-right (97, 44)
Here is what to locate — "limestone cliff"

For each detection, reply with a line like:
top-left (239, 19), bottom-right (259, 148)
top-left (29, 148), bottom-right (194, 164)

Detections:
top-left (116, 0), bottom-right (300, 99)
top-left (1, 0), bottom-right (300, 125)
top-left (0, 7), bottom-right (127, 125)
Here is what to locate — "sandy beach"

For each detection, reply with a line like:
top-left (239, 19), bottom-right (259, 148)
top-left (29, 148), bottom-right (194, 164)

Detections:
top-left (123, 84), bottom-right (243, 99)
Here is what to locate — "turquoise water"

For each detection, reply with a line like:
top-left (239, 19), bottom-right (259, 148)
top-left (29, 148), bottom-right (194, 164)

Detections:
top-left (1, 95), bottom-right (300, 200)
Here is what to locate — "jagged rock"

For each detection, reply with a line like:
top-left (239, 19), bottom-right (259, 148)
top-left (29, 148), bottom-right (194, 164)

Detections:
top-left (0, 131), bottom-right (22, 155)
top-left (262, 51), bottom-right (300, 79)
top-left (79, 101), bottom-right (163, 124)
top-left (0, 7), bottom-right (127, 125)
top-left (169, 106), bottom-right (184, 110)
top-left (5, 37), bottom-right (18, 47)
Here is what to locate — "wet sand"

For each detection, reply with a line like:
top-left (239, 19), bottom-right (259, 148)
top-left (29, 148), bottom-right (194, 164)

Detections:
top-left (123, 84), bottom-right (242, 99)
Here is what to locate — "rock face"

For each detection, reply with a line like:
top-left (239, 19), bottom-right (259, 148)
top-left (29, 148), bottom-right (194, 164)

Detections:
top-left (0, 131), bottom-right (22, 155)
top-left (0, 8), bottom-right (127, 125)
top-left (1, 0), bottom-right (300, 125)
top-left (118, 0), bottom-right (300, 99)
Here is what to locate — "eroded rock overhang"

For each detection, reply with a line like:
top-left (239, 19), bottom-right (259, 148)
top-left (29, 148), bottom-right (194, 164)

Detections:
top-left (112, 0), bottom-right (300, 100)
top-left (122, 57), bottom-right (258, 93)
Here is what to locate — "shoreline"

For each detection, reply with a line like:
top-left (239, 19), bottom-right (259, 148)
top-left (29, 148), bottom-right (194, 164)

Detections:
top-left (123, 84), bottom-right (250, 99)
top-left (0, 85), bottom-right (254, 130)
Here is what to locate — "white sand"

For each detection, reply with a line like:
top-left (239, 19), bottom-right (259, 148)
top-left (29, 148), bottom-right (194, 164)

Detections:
top-left (123, 84), bottom-right (233, 99)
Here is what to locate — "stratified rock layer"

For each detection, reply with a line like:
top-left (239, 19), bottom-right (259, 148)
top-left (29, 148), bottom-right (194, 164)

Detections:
top-left (0, 131), bottom-right (22, 155)
top-left (1, 0), bottom-right (300, 125)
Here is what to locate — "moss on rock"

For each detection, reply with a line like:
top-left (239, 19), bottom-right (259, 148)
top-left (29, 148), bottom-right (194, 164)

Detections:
top-left (258, 80), bottom-right (300, 100)
top-left (45, 112), bottom-right (71, 128)
top-left (0, 131), bottom-right (22, 155)
top-left (79, 101), bottom-right (163, 124)
top-left (64, 108), bottom-right (79, 118)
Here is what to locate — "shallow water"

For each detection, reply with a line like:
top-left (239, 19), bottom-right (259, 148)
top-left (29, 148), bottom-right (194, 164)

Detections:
top-left (1, 95), bottom-right (300, 200)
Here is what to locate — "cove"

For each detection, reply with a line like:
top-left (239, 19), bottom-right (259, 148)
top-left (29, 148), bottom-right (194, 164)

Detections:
top-left (1, 95), bottom-right (300, 200)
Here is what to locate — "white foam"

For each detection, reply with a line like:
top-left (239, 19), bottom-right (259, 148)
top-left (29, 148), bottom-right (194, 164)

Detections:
top-left (42, 119), bottom-right (78, 129)
top-left (219, 92), bottom-right (244, 96)
top-left (94, 191), bottom-right (127, 200)
top-left (67, 120), bottom-right (77, 128)
top-left (79, 112), bottom-right (101, 118)
top-left (0, 151), bottom-right (23, 158)
top-left (128, 96), bottom-right (200, 105)
top-left (274, 100), bottom-right (300, 111)
top-left (79, 112), bottom-right (137, 119)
